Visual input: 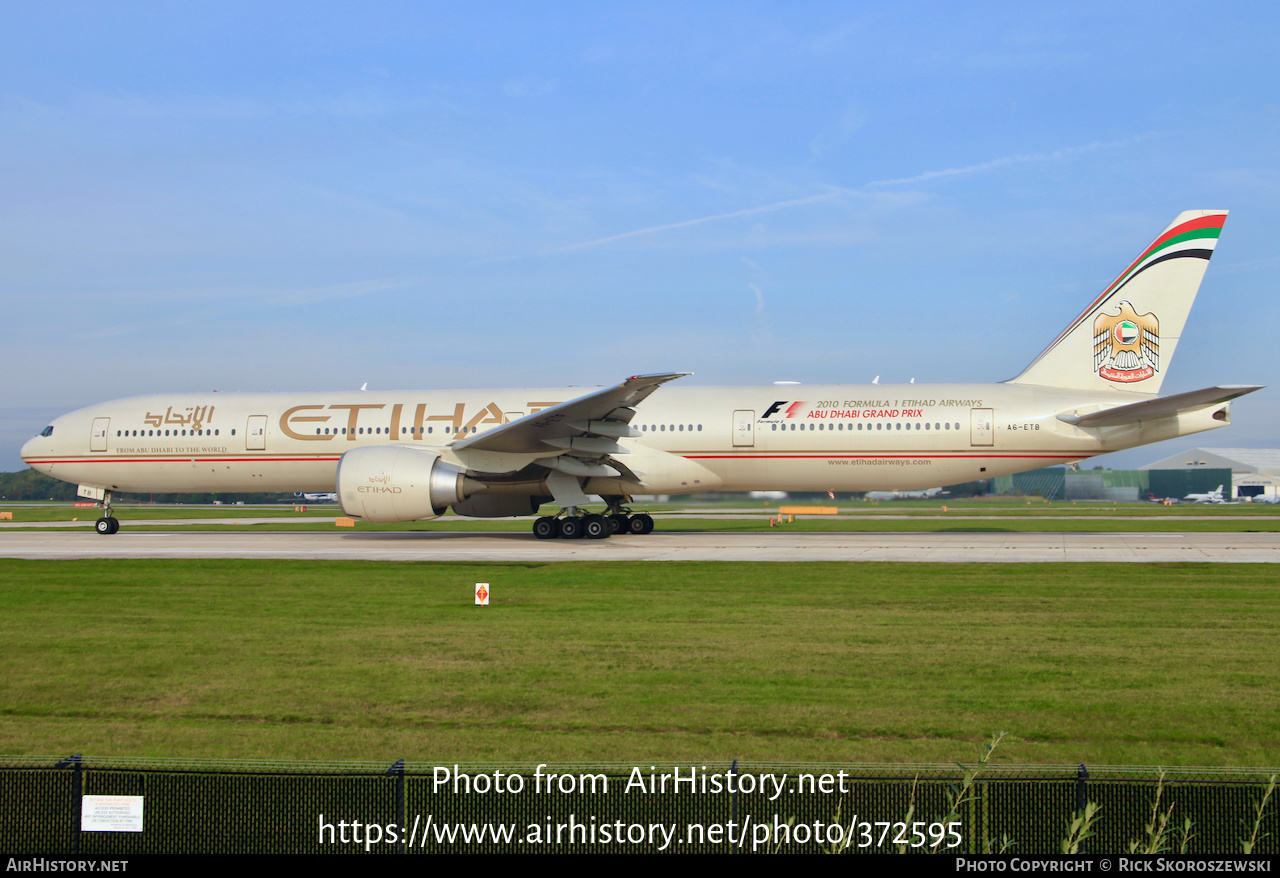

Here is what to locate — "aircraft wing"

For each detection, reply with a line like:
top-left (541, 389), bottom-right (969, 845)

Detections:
top-left (1057, 385), bottom-right (1263, 428)
top-left (452, 372), bottom-right (691, 455)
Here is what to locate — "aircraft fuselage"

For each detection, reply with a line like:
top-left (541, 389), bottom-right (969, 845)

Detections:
top-left (20, 380), bottom-right (1232, 499)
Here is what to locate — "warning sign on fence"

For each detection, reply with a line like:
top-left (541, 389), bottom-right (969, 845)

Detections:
top-left (81, 795), bottom-right (144, 832)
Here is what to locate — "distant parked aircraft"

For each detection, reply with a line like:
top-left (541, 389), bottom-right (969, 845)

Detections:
top-left (865, 488), bottom-right (945, 501)
top-left (1184, 485), bottom-right (1226, 504)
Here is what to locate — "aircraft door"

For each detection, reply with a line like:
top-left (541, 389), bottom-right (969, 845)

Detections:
top-left (90, 418), bottom-right (110, 452)
top-left (733, 410), bottom-right (755, 447)
top-left (970, 408), bottom-right (994, 446)
top-left (246, 415), bottom-right (268, 451)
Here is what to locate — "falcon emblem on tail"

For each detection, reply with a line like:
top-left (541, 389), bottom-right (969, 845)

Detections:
top-left (1094, 301), bottom-right (1159, 383)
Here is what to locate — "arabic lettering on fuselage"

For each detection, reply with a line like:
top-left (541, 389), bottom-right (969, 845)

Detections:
top-left (143, 405), bottom-right (215, 430)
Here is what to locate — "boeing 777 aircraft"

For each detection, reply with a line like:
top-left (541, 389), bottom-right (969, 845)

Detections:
top-left (21, 210), bottom-right (1261, 539)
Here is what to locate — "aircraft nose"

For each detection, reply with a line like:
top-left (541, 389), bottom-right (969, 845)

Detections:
top-left (21, 431), bottom-right (51, 473)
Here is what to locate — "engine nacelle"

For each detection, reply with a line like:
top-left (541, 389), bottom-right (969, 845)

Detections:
top-left (336, 446), bottom-right (482, 522)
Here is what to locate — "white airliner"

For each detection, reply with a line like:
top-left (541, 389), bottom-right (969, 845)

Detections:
top-left (1184, 485), bottom-right (1227, 504)
top-left (864, 488), bottom-right (945, 501)
top-left (21, 210), bottom-right (1261, 539)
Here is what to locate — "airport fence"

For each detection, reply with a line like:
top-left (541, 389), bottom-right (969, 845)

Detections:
top-left (2, 756), bottom-right (1277, 855)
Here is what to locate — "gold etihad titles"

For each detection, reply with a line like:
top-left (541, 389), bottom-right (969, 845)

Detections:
top-left (279, 401), bottom-right (563, 441)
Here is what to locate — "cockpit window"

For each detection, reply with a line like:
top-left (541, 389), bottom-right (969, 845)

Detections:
top-left (40, 426), bottom-right (54, 437)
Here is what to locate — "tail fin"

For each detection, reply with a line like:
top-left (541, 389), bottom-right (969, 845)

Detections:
top-left (1008, 210), bottom-right (1227, 394)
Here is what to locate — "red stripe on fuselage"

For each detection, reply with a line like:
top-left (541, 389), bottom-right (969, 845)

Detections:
top-left (24, 456), bottom-right (343, 464)
top-left (683, 453), bottom-right (1083, 460)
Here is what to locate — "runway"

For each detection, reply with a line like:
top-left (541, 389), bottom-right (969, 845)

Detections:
top-left (3, 530), bottom-right (1279, 562)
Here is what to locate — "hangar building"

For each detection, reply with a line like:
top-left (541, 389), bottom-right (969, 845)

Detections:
top-left (1140, 448), bottom-right (1280, 501)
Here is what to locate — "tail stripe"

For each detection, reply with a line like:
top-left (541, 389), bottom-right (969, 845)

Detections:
top-left (1028, 212), bottom-right (1225, 368)
top-left (1107, 247), bottom-right (1213, 300)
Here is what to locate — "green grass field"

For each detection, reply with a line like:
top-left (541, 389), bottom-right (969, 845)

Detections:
top-left (2, 559), bottom-right (1277, 767)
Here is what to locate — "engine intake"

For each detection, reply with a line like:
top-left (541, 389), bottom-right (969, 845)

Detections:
top-left (336, 446), bottom-right (484, 522)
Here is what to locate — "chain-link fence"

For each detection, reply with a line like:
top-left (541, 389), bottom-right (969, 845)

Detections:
top-left (2, 757), bottom-right (1276, 854)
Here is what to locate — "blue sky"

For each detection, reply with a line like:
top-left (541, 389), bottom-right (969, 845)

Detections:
top-left (3, 2), bottom-right (1279, 472)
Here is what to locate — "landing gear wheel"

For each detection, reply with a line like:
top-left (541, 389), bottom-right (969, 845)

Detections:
top-left (583, 514), bottom-right (611, 540)
top-left (557, 516), bottom-right (584, 539)
top-left (95, 517), bottom-right (119, 535)
top-left (628, 514), bottom-right (654, 535)
top-left (607, 514), bottom-right (629, 535)
top-left (532, 517), bottom-right (559, 539)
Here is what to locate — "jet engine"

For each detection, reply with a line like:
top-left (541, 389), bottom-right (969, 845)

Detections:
top-left (336, 446), bottom-right (484, 522)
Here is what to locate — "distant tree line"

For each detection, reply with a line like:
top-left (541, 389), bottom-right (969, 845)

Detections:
top-left (0, 469), bottom-right (298, 504)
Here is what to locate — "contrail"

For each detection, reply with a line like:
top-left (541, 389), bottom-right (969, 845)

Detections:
top-left (865, 141), bottom-right (1107, 187)
top-left (554, 191), bottom-right (843, 252)
top-left (548, 136), bottom-right (1146, 254)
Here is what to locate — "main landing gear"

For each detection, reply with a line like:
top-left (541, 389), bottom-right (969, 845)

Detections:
top-left (95, 489), bottom-right (120, 535)
top-left (531, 509), bottom-right (655, 540)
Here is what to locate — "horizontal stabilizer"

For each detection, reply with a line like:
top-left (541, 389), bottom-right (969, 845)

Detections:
top-left (1057, 385), bottom-right (1263, 428)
